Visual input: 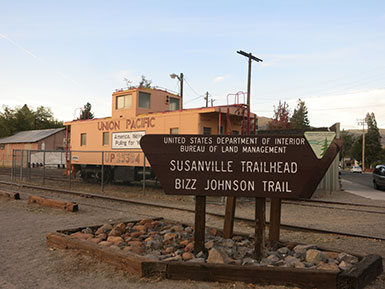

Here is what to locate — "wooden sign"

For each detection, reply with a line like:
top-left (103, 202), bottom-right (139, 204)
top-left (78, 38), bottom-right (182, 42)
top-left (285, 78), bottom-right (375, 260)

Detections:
top-left (140, 133), bottom-right (342, 199)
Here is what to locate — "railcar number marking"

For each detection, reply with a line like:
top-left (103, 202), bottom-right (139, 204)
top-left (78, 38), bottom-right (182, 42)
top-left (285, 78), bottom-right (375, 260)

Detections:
top-left (104, 152), bottom-right (141, 164)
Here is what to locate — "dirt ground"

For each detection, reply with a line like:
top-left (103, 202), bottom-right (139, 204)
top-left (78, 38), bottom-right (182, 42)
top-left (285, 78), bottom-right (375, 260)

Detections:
top-left (1, 179), bottom-right (385, 289)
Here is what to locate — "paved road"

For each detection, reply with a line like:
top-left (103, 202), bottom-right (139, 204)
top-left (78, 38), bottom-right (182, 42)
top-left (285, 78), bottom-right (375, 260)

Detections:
top-left (340, 171), bottom-right (373, 188)
top-left (341, 171), bottom-right (385, 201)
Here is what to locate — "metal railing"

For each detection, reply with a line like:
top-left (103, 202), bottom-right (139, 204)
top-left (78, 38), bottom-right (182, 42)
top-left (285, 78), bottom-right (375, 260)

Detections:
top-left (10, 149), bottom-right (156, 193)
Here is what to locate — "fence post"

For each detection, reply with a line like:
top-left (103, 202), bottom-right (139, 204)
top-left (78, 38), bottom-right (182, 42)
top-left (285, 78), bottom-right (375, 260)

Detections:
top-left (142, 155), bottom-right (146, 194)
top-left (69, 151), bottom-right (72, 189)
top-left (20, 150), bottom-right (23, 181)
top-left (101, 151), bottom-right (104, 192)
top-left (43, 150), bottom-right (46, 185)
top-left (11, 149), bottom-right (15, 181)
top-left (28, 150), bottom-right (31, 180)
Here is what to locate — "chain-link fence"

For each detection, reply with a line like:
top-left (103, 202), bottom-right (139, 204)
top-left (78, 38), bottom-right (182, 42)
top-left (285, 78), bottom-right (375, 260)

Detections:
top-left (10, 149), bottom-right (158, 193)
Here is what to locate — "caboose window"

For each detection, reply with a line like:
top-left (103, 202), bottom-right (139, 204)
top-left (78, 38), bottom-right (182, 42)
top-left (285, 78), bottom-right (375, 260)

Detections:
top-left (116, 94), bottom-right (132, 109)
top-left (203, 127), bottom-right (212, 135)
top-left (103, 132), bottom-right (109, 145)
top-left (170, 128), bottom-right (179, 134)
top-left (81, 133), bottom-right (86, 146)
top-left (138, 92), bottom-right (151, 108)
top-left (169, 98), bottom-right (180, 111)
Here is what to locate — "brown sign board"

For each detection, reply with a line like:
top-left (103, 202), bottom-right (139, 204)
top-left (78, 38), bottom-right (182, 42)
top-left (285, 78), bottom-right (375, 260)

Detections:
top-left (140, 133), bottom-right (343, 199)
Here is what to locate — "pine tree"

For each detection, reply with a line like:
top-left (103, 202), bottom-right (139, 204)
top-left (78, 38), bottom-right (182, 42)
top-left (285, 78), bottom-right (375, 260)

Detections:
top-left (290, 99), bottom-right (310, 129)
top-left (365, 112), bottom-right (382, 167)
top-left (80, 102), bottom-right (95, 120)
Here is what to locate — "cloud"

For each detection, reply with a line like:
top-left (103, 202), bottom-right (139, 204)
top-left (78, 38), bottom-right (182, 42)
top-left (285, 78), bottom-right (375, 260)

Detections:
top-left (213, 75), bottom-right (226, 83)
top-left (301, 88), bottom-right (385, 129)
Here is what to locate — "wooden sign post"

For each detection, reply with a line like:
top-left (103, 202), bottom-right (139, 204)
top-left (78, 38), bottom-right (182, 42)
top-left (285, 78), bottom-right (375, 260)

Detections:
top-left (194, 195), bottom-right (206, 254)
top-left (140, 132), bottom-right (342, 255)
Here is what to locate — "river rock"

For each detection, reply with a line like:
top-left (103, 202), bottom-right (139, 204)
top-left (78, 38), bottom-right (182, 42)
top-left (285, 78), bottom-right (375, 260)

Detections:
top-left (70, 232), bottom-right (93, 240)
top-left (139, 218), bottom-right (153, 225)
top-left (182, 252), bottom-right (195, 261)
top-left (108, 226), bottom-right (122, 236)
top-left (95, 224), bottom-right (112, 235)
top-left (338, 253), bottom-right (359, 264)
top-left (338, 260), bottom-right (353, 270)
top-left (293, 244), bottom-right (317, 255)
top-left (163, 255), bottom-right (182, 262)
top-left (222, 238), bottom-right (235, 248)
top-left (207, 247), bottom-right (229, 264)
top-left (277, 247), bottom-right (290, 256)
top-left (317, 262), bottom-right (340, 271)
top-left (81, 227), bottom-right (93, 234)
top-left (306, 249), bottom-right (327, 264)
top-left (107, 236), bottom-right (124, 245)
top-left (98, 241), bottom-right (112, 247)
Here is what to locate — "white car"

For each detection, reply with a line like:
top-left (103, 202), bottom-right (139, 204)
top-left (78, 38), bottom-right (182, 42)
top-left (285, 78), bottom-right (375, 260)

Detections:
top-left (351, 166), bottom-right (363, 173)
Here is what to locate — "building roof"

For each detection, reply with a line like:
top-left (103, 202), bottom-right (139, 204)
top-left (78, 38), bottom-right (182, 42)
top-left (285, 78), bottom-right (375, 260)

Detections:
top-left (0, 128), bottom-right (65, 144)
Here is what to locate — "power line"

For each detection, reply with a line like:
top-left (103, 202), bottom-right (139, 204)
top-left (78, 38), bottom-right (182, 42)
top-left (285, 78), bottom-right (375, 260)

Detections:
top-left (183, 77), bottom-right (202, 98)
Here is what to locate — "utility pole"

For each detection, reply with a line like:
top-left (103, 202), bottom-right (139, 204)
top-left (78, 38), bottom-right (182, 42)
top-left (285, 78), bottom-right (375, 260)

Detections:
top-left (357, 118), bottom-right (367, 170)
top-left (210, 99), bottom-right (215, 107)
top-left (236, 50), bottom-right (263, 134)
top-left (204, 92), bottom-right (209, 107)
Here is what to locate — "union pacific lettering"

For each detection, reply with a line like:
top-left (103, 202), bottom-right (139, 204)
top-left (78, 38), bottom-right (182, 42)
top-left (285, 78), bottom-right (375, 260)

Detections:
top-left (98, 117), bottom-right (155, 131)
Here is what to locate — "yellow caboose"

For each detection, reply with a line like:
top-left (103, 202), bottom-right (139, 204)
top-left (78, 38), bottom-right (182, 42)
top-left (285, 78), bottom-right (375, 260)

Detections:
top-left (64, 86), bottom-right (257, 183)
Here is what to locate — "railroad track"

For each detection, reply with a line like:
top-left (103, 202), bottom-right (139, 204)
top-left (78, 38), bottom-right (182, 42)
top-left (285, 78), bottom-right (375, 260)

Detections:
top-left (1, 179), bottom-right (385, 242)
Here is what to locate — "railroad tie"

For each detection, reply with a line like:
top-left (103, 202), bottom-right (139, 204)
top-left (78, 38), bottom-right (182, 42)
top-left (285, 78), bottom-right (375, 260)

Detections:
top-left (0, 189), bottom-right (20, 200)
top-left (28, 195), bottom-right (78, 212)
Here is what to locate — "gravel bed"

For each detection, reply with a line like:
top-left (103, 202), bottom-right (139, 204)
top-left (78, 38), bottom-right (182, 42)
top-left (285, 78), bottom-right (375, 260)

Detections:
top-left (1, 175), bottom-right (385, 288)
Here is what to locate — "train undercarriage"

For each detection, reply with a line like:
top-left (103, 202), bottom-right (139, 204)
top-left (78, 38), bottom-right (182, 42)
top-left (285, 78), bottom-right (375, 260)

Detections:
top-left (75, 165), bottom-right (155, 184)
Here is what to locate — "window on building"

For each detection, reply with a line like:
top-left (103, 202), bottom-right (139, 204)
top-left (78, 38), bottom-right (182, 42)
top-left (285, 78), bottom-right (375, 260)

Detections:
top-left (0, 144), bottom-right (4, 150)
top-left (170, 128), bottom-right (179, 134)
top-left (169, 98), bottom-right (180, 111)
top-left (81, 133), bottom-right (86, 146)
top-left (138, 92), bottom-right (151, 108)
top-left (219, 125), bottom-right (224, 135)
top-left (203, 127), bottom-right (212, 135)
top-left (116, 94), bottom-right (132, 109)
top-left (232, 130), bottom-right (239, 135)
top-left (103, 132), bottom-right (109, 145)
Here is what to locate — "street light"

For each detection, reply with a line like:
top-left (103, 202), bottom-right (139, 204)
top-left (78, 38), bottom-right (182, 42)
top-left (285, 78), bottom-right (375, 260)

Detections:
top-left (170, 73), bottom-right (183, 109)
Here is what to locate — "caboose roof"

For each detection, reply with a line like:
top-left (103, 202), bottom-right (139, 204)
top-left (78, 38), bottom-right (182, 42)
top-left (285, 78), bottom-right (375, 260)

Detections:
top-left (0, 127), bottom-right (65, 144)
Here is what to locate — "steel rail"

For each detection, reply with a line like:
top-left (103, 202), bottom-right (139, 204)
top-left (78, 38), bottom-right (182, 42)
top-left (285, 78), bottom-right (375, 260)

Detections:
top-left (1, 181), bottom-right (385, 241)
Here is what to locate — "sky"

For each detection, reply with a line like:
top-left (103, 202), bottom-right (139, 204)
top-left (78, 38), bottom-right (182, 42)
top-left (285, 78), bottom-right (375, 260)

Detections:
top-left (1, 0), bottom-right (385, 130)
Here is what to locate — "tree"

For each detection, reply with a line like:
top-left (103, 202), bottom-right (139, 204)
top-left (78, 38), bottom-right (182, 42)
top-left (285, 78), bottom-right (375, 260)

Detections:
top-left (365, 112), bottom-right (382, 167)
top-left (290, 99), bottom-right (310, 129)
top-left (79, 102), bottom-right (94, 120)
top-left (0, 106), bottom-right (16, 137)
top-left (267, 101), bottom-right (293, 130)
top-left (34, 106), bottom-right (63, 129)
top-left (351, 112), bottom-right (382, 168)
top-left (138, 75), bottom-right (152, 88)
top-left (0, 104), bottom-right (63, 138)
top-left (340, 130), bottom-right (355, 164)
